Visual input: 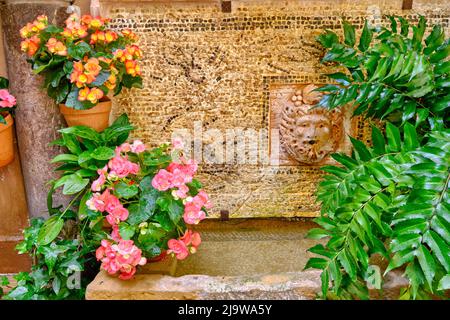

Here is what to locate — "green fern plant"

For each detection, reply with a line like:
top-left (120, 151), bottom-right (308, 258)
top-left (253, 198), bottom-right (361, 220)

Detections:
top-left (306, 124), bottom-right (449, 299)
top-left (315, 16), bottom-right (449, 130)
top-left (305, 16), bottom-right (449, 300)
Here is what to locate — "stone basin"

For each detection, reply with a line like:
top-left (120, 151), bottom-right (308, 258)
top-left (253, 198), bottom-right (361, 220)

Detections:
top-left (86, 219), bottom-right (408, 300)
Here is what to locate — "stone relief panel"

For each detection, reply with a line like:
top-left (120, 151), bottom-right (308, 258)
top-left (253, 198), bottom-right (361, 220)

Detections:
top-left (270, 83), bottom-right (355, 166)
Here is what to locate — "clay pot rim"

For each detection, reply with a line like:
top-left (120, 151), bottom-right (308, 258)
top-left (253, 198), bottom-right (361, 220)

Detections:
top-left (59, 97), bottom-right (112, 115)
top-left (0, 113), bottom-right (13, 130)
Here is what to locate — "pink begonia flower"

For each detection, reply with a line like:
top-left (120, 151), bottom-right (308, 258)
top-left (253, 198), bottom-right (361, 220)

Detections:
top-left (172, 184), bottom-right (189, 199)
top-left (171, 168), bottom-right (189, 187)
top-left (191, 232), bottom-right (201, 247)
top-left (119, 143), bottom-right (131, 153)
top-left (0, 89), bottom-right (16, 108)
top-left (192, 190), bottom-right (213, 209)
top-left (106, 205), bottom-right (129, 226)
top-left (180, 229), bottom-right (202, 251)
top-left (104, 193), bottom-right (121, 214)
top-left (152, 169), bottom-right (173, 191)
top-left (172, 137), bottom-right (184, 150)
top-left (86, 189), bottom-right (110, 212)
top-left (96, 239), bottom-right (147, 280)
top-left (108, 154), bottom-right (140, 178)
top-left (91, 165), bottom-right (108, 192)
top-left (183, 202), bottom-right (206, 225)
top-left (130, 140), bottom-right (146, 153)
top-left (111, 224), bottom-right (122, 242)
top-left (96, 240), bottom-right (120, 275)
top-left (181, 158), bottom-right (198, 176)
top-left (167, 239), bottom-right (189, 260)
top-left (86, 189), bottom-right (127, 223)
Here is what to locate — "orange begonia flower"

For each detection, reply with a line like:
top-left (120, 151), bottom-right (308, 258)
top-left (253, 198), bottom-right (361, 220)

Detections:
top-left (105, 74), bottom-right (117, 90)
top-left (20, 35), bottom-right (40, 56)
top-left (78, 87), bottom-right (90, 101)
top-left (46, 38), bottom-right (67, 56)
top-left (87, 87), bottom-right (104, 104)
top-left (84, 58), bottom-right (102, 77)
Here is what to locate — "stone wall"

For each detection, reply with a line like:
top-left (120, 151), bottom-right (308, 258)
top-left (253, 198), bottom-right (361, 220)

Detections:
top-left (100, 0), bottom-right (450, 218)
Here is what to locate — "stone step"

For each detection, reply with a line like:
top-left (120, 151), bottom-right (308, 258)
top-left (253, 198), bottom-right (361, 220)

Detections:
top-left (86, 267), bottom-right (408, 300)
top-left (86, 219), bottom-right (408, 300)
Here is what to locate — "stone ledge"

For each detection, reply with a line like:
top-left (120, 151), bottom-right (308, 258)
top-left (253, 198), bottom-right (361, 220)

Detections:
top-left (86, 270), bottom-right (322, 300)
top-left (86, 269), bottom-right (409, 300)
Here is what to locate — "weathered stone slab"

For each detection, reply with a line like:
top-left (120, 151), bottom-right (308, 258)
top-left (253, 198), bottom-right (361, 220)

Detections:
top-left (1, 0), bottom-right (69, 218)
top-left (99, 0), bottom-right (450, 218)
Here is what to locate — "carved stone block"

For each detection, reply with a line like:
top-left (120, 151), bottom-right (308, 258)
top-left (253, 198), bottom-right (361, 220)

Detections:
top-left (270, 83), bottom-right (356, 166)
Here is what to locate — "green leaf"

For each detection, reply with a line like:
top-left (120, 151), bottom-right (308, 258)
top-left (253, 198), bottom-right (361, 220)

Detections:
top-left (122, 74), bottom-right (143, 89)
top-left (403, 122), bottom-right (419, 151)
top-left (127, 189), bottom-right (159, 225)
top-left (398, 17), bottom-right (409, 36)
top-left (62, 133), bottom-right (82, 155)
top-left (423, 230), bottom-right (450, 272)
top-left (437, 275), bottom-right (450, 291)
top-left (0, 76), bottom-right (9, 89)
top-left (61, 173), bottom-right (89, 195)
top-left (32, 59), bottom-right (52, 74)
top-left (331, 153), bottom-right (358, 169)
top-left (308, 244), bottom-right (335, 259)
top-left (342, 20), bottom-right (356, 47)
top-left (415, 109), bottom-right (429, 127)
top-left (390, 233), bottom-right (421, 252)
top-left (405, 260), bottom-right (425, 299)
top-left (5, 286), bottom-right (32, 300)
top-left (119, 222), bottom-right (135, 240)
top-left (306, 228), bottom-right (330, 240)
top-left (338, 249), bottom-right (357, 280)
top-left (64, 86), bottom-right (91, 110)
top-left (59, 126), bottom-right (101, 142)
top-left (326, 72), bottom-right (351, 86)
top-left (139, 175), bottom-right (154, 193)
top-left (91, 71), bottom-right (110, 86)
top-left (138, 225), bottom-right (166, 247)
top-left (350, 137), bottom-right (372, 161)
top-left (385, 123), bottom-right (401, 152)
top-left (321, 271), bottom-right (329, 297)
top-left (168, 200), bottom-right (184, 224)
top-left (412, 16), bottom-right (426, 49)
top-left (304, 257), bottom-right (328, 270)
top-left (91, 146), bottom-right (115, 160)
top-left (328, 260), bottom-right (342, 291)
top-left (401, 101), bottom-right (416, 124)
top-left (115, 181), bottom-right (139, 199)
top-left (37, 216), bottom-right (64, 246)
top-left (44, 25), bottom-right (64, 33)
top-left (431, 215), bottom-right (450, 243)
top-left (358, 20), bottom-right (373, 52)
top-left (51, 154), bottom-right (78, 164)
top-left (78, 191), bottom-right (92, 220)
top-left (385, 249), bottom-right (415, 274)
top-left (316, 30), bottom-right (339, 48)
top-left (416, 245), bottom-right (436, 290)
top-left (68, 41), bottom-right (91, 60)
top-left (371, 125), bottom-right (386, 155)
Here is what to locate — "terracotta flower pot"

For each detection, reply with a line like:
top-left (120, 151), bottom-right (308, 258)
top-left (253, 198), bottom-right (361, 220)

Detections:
top-left (59, 97), bottom-right (112, 132)
top-left (0, 114), bottom-right (14, 168)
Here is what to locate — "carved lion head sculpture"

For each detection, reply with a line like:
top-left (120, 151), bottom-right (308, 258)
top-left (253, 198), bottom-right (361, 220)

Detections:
top-left (280, 84), bottom-right (344, 164)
